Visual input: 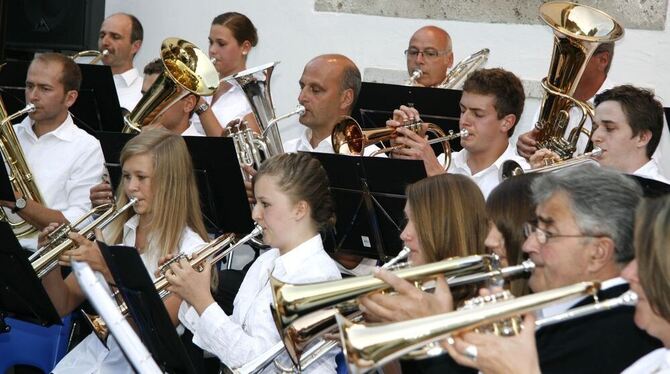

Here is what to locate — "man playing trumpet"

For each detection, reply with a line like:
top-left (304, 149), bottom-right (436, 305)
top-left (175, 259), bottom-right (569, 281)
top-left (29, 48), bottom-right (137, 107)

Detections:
top-left (404, 26), bottom-right (454, 87)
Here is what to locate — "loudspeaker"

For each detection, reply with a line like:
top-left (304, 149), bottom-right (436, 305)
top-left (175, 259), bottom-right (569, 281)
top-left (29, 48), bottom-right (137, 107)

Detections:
top-left (5, 0), bottom-right (104, 53)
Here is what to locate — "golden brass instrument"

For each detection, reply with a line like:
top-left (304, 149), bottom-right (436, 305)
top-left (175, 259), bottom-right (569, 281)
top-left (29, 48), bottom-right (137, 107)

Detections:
top-left (30, 198), bottom-right (138, 278)
top-left (0, 101), bottom-right (43, 238)
top-left (122, 38), bottom-right (218, 133)
top-left (438, 48), bottom-right (490, 89)
top-left (500, 147), bottom-right (602, 180)
top-left (331, 116), bottom-right (467, 169)
top-left (534, 2), bottom-right (623, 159)
top-left (338, 281), bottom-right (602, 374)
top-left (70, 49), bottom-right (109, 64)
top-left (90, 225), bottom-right (263, 344)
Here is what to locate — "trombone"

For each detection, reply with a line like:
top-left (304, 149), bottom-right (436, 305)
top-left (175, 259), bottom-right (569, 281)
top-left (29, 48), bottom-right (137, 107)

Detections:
top-left (500, 147), bottom-right (602, 180)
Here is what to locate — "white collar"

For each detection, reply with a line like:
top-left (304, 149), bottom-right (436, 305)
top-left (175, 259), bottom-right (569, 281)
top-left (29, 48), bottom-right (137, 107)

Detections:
top-left (17, 113), bottom-right (78, 142)
top-left (115, 67), bottom-right (141, 87)
top-left (274, 235), bottom-right (325, 277)
top-left (452, 142), bottom-right (522, 175)
top-left (299, 127), bottom-right (333, 152)
top-left (539, 277), bottom-right (628, 321)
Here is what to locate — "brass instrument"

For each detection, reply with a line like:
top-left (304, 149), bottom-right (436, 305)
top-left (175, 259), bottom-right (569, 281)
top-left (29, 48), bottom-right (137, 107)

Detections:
top-left (0, 101), bottom-right (43, 238)
top-left (337, 281), bottom-right (604, 374)
top-left (534, 2), bottom-right (623, 159)
top-left (122, 38), bottom-right (218, 133)
top-left (438, 48), bottom-right (490, 89)
top-left (331, 116), bottom-right (467, 169)
top-left (90, 225), bottom-right (263, 343)
top-left (500, 147), bottom-right (602, 180)
top-left (30, 198), bottom-right (138, 278)
top-left (70, 49), bottom-right (109, 64)
top-left (405, 69), bottom-right (422, 86)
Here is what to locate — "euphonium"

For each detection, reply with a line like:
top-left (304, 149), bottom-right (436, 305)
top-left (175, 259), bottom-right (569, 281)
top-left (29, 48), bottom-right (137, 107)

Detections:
top-left (500, 146), bottom-right (602, 180)
top-left (0, 100), bottom-right (43, 238)
top-left (122, 38), bottom-right (218, 133)
top-left (70, 49), bottom-right (109, 64)
top-left (331, 116), bottom-right (467, 169)
top-left (337, 281), bottom-right (610, 374)
top-left (437, 48), bottom-right (489, 89)
top-left (534, 2), bottom-right (623, 159)
top-left (405, 69), bottom-right (423, 86)
top-left (30, 198), bottom-right (138, 278)
top-left (89, 225), bottom-right (263, 344)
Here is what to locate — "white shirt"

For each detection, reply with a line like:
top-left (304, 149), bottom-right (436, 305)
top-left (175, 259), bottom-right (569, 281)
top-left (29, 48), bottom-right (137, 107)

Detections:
top-left (181, 121), bottom-right (204, 137)
top-left (283, 127), bottom-right (384, 156)
top-left (113, 68), bottom-right (143, 112)
top-left (14, 114), bottom-right (105, 250)
top-left (52, 216), bottom-right (206, 374)
top-left (444, 142), bottom-right (529, 199)
top-left (623, 348), bottom-right (670, 374)
top-left (191, 84), bottom-right (251, 135)
top-left (179, 234), bottom-right (342, 373)
top-left (634, 159), bottom-right (670, 184)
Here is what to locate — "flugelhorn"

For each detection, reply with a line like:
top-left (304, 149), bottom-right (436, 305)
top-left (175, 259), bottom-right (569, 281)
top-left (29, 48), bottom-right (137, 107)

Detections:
top-left (337, 281), bottom-right (605, 374)
top-left (0, 101), bottom-right (43, 238)
top-left (122, 38), bottom-right (219, 133)
top-left (70, 49), bottom-right (109, 64)
top-left (534, 2), bottom-right (623, 159)
top-left (30, 198), bottom-right (138, 278)
top-left (500, 147), bottom-right (602, 180)
top-left (331, 116), bottom-right (467, 169)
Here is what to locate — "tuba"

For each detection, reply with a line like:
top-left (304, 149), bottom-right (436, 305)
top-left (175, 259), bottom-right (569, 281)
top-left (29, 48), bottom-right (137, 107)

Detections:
top-left (122, 38), bottom-right (219, 133)
top-left (533, 2), bottom-right (623, 160)
top-left (0, 100), bottom-right (43, 237)
top-left (331, 116), bottom-right (467, 169)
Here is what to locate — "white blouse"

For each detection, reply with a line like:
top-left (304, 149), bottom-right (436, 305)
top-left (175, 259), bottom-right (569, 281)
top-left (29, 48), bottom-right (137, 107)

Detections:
top-left (191, 84), bottom-right (251, 135)
top-left (622, 348), bottom-right (670, 374)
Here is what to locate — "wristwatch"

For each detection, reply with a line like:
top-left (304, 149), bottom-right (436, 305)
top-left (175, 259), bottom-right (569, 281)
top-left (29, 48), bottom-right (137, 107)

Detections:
top-left (12, 197), bottom-right (26, 213)
top-left (194, 102), bottom-right (210, 115)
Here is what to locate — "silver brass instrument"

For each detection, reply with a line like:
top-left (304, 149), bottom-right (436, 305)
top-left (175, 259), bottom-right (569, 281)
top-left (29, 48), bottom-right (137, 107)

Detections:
top-left (90, 226), bottom-right (263, 344)
top-left (71, 49), bottom-right (109, 64)
top-left (406, 69), bottom-right (422, 86)
top-left (122, 38), bottom-right (218, 133)
top-left (534, 2), bottom-right (624, 159)
top-left (331, 116), bottom-right (467, 169)
top-left (337, 281), bottom-right (604, 374)
top-left (438, 48), bottom-right (489, 89)
top-left (500, 146), bottom-right (602, 180)
top-left (0, 101), bottom-right (43, 238)
top-left (30, 198), bottom-right (138, 278)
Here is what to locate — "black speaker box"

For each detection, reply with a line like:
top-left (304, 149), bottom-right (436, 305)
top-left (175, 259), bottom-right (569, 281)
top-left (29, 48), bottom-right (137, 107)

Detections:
top-left (4, 0), bottom-right (105, 54)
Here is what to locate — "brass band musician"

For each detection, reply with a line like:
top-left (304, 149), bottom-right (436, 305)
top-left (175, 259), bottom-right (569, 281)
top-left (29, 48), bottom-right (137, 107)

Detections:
top-left (404, 26), bottom-right (454, 87)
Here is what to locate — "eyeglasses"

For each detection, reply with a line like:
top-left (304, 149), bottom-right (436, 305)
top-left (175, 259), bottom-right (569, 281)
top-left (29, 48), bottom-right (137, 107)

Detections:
top-left (404, 48), bottom-right (450, 60)
top-left (522, 222), bottom-right (601, 245)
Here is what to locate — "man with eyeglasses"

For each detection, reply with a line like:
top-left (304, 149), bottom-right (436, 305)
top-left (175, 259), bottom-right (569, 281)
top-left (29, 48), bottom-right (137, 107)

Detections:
top-left (404, 26), bottom-right (454, 87)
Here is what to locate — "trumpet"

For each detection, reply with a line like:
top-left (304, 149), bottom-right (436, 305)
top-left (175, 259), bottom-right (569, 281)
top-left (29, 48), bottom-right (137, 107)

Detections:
top-left (500, 147), bottom-right (602, 180)
top-left (331, 116), bottom-right (467, 169)
top-left (70, 49), bottom-right (109, 64)
top-left (30, 198), bottom-right (138, 278)
top-left (337, 281), bottom-right (605, 374)
top-left (89, 225), bottom-right (263, 344)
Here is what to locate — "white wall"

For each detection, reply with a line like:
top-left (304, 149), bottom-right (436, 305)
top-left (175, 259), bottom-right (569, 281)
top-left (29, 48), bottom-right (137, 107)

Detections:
top-left (105, 0), bottom-right (670, 142)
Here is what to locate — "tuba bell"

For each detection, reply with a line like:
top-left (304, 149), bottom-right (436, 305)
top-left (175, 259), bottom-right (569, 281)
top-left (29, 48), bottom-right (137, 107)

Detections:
top-left (533, 1), bottom-right (624, 159)
top-left (0, 99), bottom-right (43, 238)
top-left (122, 38), bottom-right (219, 133)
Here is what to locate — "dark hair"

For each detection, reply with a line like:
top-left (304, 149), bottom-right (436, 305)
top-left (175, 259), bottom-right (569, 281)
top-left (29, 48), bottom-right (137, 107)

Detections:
top-left (143, 58), bottom-right (163, 75)
top-left (254, 153), bottom-right (335, 232)
top-left (212, 12), bottom-right (258, 47)
top-left (32, 53), bottom-right (82, 92)
top-left (341, 62), bottom-right (361, 111)
top-left (462, 68), bottom-right (525, 137)
top-left (594, 42), bottom-right (614, 75)
top-left (486, 174), bottom-right (537, 296)
top-left (123, 13), bottom-right (144, 43)
top-left (594, 85), bottom-right (664, 159)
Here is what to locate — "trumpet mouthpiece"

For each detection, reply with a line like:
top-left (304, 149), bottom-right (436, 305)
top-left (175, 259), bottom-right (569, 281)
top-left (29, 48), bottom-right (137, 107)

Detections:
top-left (296, 105), bottom-right (306, 115)
top-left (460, 128), bottom-right (469, 138)
top-left (101, 49), bottom-right (110, 56)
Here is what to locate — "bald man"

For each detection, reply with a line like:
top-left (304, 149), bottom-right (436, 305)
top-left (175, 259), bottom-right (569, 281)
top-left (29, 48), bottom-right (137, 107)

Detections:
top-left (405, 26), bottom-right (454, 88)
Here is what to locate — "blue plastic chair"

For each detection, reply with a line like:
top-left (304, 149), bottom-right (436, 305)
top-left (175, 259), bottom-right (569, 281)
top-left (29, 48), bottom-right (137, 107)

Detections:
top-left (0, 314), bottom-right (74, 373)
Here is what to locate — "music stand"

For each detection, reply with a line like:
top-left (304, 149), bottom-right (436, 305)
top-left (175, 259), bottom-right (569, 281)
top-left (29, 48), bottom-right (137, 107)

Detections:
top-left (352, 82), bottom-right (464, 153)
top-left (309, 152), bottom-right (426, 260)
top-left (97, 132), bottom-right (254, 234)
top-left (0, 60), bottom-right (123, 135)
top-left (98, 242), bottom-right (196, 374)
top-left (630, 174), bottom-right (670, 198)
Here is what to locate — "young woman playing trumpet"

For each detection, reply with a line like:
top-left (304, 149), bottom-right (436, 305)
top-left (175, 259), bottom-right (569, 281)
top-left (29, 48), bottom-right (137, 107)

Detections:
top-left (164, 152), bottom-right (342, 372)
top-left (41, 129), bottom-right (208, 373)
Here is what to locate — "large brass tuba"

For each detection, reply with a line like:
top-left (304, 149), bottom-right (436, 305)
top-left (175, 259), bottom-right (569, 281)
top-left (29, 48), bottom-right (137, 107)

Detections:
top-left (122, 38), bottom-right (219, 133)
top-left (534, 1), bottom-right (623, 159)
top-left (0, 99), bottom-right (43, 237)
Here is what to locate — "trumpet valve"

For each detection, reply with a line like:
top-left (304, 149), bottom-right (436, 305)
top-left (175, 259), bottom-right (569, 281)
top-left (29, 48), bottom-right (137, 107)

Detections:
top-left (159, 253), bottom-right (186, 274)
top-left (460, 290), bottom-right (521, 336)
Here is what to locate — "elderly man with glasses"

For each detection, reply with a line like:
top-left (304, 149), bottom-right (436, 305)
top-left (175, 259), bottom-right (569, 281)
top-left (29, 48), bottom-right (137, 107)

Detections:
top-left (404, 26), bottom-right (454, 87)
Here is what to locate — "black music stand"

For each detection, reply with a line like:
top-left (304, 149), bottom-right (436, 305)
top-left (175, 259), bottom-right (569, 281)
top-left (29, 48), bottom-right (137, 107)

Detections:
top-left (97, 132), bottom-right (254, 234)
top-left (630, 174), bottom-right (670, 198)
top-left (352, 82), bottom-right (464, 153)
top-left (0, 60), bottom-right (123, 135)
top-left (98, 243), bottom-right (196, 374)
top-left (309, 152), bottom-right (426, 260)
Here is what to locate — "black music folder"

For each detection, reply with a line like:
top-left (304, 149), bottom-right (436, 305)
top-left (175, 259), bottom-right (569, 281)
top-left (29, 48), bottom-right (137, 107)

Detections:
top-left (309, 152), bottom-right (426, 261)
top-left (99, 242), bottom-right (196, 374)
top-left (97, 132), bottom-right (254, 234)
top-left (630, 174), bottom-right (670, 198)
top-left (0, 60), bottom-right (123, 134)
